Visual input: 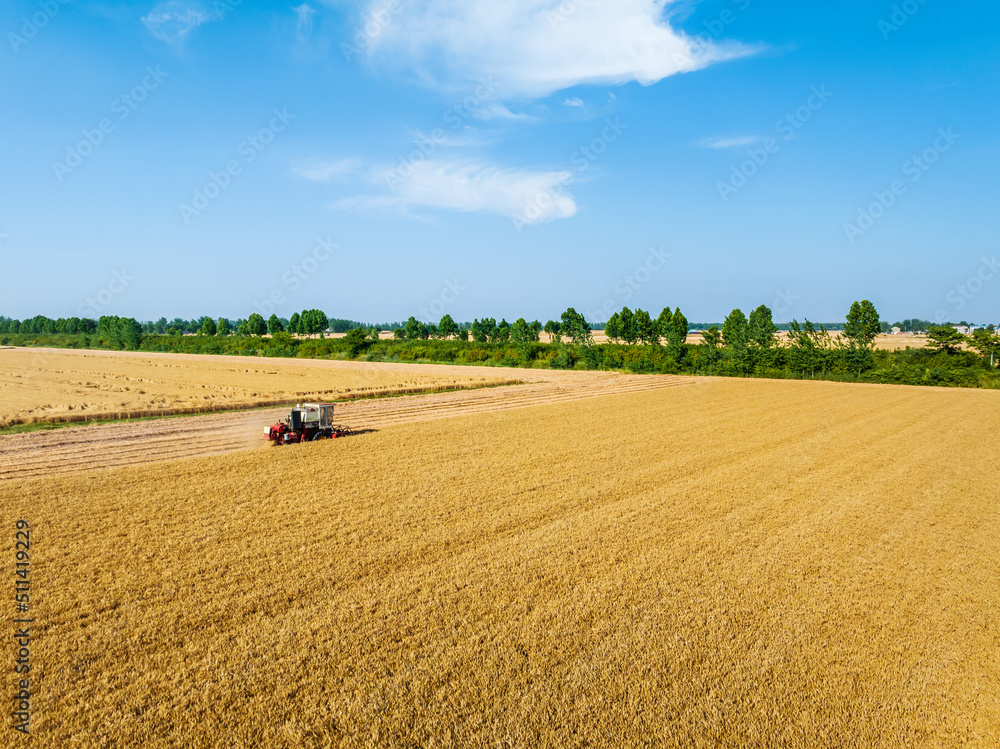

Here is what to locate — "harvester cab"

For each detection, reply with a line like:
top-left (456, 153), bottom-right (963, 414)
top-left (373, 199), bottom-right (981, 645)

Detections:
top-left (265, 403), bottom-right (351, 444)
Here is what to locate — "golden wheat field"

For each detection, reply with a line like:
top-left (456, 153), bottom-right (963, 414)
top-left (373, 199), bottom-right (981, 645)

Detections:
top-left (2, 377), bottom-right (998, 747)
top-left (0, 348), bottom-right (511, 428)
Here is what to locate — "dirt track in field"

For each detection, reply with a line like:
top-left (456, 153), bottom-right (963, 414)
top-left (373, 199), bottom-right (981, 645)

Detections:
top-left (0, 370), bottom-right (698, 481)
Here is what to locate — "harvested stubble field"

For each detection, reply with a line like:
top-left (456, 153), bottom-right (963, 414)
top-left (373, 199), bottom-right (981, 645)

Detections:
top-left (0, 348), bottom-right (511, 428)
top-left (0, 368), bottom-right (694, 481)
top-left (2, 378), bottom-right (998, 747)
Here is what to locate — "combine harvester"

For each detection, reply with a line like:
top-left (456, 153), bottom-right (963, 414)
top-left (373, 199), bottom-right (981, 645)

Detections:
top-left (264, 403), bottom-right (351, 444)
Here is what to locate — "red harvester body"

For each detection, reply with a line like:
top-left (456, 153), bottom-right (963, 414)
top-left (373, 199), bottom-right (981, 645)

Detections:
top-left (265, 403), bottom-right (351, 444)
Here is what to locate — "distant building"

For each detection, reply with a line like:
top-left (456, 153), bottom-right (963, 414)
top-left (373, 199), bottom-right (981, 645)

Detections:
top-left (954, 325), bottom-right (971, 335)
top-left (891, 326), bottom-right (901, 335)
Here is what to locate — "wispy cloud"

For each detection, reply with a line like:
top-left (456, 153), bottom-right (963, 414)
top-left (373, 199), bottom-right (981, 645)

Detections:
top-left (563, 97), bottom-right (585, 108)
top-left (291, 158), bottom-right (362, 182)
top-left (698, 135), bottom-right (762, 149)
top-left (142, 2), bottom-right (214, 43)
top-left (337, 160), bottom-right (577, 224)
top-left (470, 102), bottom-right (534, 122)
top-left (293, 3), bottom-right (317, 44)
top-left (361, 0), bottom-right (758, 99)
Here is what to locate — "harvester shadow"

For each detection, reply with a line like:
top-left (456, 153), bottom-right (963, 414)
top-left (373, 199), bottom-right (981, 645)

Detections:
top-left (342, 428), bottom-right (377, 438)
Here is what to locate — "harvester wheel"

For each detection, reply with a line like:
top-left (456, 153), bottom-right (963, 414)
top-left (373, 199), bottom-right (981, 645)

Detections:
top-left (312, 432), bottom-right (329, 441)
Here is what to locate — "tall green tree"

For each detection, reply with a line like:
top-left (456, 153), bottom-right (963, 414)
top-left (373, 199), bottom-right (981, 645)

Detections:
top-left (701, 326), bottom-right (722, 349)
top-left (619, 307), bottom-right (637, 344)
top-left (698, 325), bottom-right (722, 365)
top-left (655, 307), bottom-right (673, 345)
top-left (298, 309), bottom-right (329, 335)
top-left (721, 309), bottom-right (749, 350)
top-left (247, 313), bottom-right (267, 337)
top-left (201, 317), bottom-right (217, 336)
top-left (404, 316), bottom-right (428, 340)
top-left (217, 318), bottom-right (230, 336)
top-left (118, 317), bottom-right (144, 350)
top-left (926, 325), bottom-right (965, 355)
top-left (669, 308), bottom-right (688, 347)
top-left (842, 300), bottom-right (881, 374)
top-left (267, 314), bottom-right (284, 334)
top-left (969, 328), bottom-right (1000, 367)
top-left (438, 314), bottom-right (459, 339)
top-left (511, 318), bottom-right (531, 344)
top-left (344, 328), bottom-right (370, 357)
top-left (787, 320), bottom-right (833, 377)
top-left (748, 305), bottom-right (777, 348)
top-left (97, 315), bottom-right (118, 346)
top-left (495, 319), bottom-right (511, 343)
top-left (471, 319), bottom-right (489, 343)
top-left (544, 320), bottom-right (561, 343)
top-left (634, 309), bottom-right (657, 345)
top-left (844, 300), bottom-right (881, 348)
top-left (98, 316), bottom-right (142, 349)
top-left (560, 308), bottom-right (592, 345)
top-left (604, 312), bottom-right (622, 343)
top-left (288, 312), bottom-right (300, 334)
top-left (480, 317), bottom-right (498, 342)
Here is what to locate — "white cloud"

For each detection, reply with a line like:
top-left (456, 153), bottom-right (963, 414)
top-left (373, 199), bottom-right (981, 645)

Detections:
top-left (698, 135), bottom-right (761, 149)
top-left (142, 2), bottom-right (214, 43)
top-left (293, 3), bottom-right (318, 39)
top-left (362, 0), bottom-right (755, 99)
top-left (337, 160), bottom-right (577, 224)
top-left (563, 97), bottom-right (585, 108)
top-left (292, 158), bottom-right (362, 182)
top-left (470, 102), bottom-right (534, 122)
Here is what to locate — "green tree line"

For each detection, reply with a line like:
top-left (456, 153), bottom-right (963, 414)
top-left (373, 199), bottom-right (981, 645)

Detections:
top-left (3, 303), bottom-right (998, 390)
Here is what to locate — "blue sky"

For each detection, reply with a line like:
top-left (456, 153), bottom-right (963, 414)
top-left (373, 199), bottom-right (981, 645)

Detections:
top-left (1, 0), bottom-right (998, 325)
